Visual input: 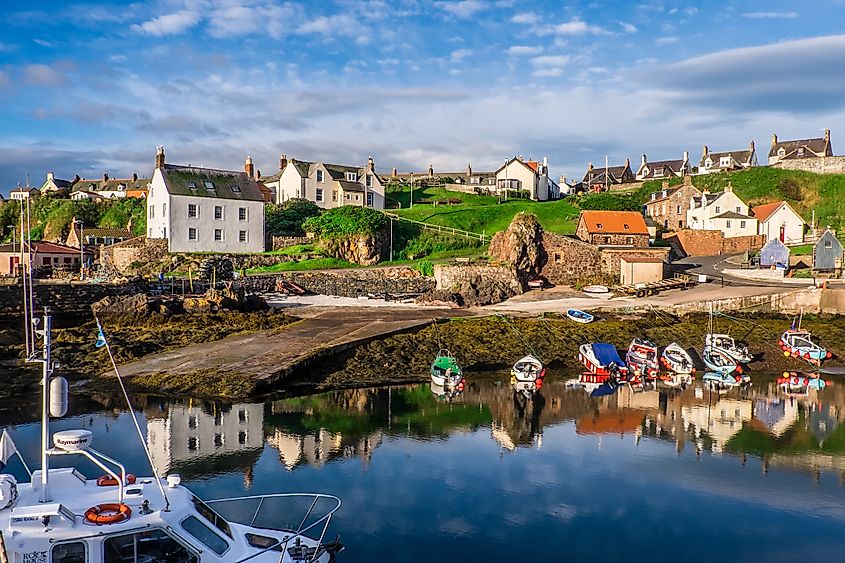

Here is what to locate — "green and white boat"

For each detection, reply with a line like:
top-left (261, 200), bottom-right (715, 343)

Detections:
top-left (431, 349), bottom-right (463, 387)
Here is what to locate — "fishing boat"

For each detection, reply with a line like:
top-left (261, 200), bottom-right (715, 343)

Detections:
top-left (705, 333), bottom-right (753, 364)
top-left (578, 343), bottom-right (629, 381)
top-left (702, 345), bottom-right (738, 374)
top-left (779, 330), bottom-right (831, 365)
top-left (527, 278), bottom-right (544, 289)
top-left (702, 370), bottom-right (750, 387)
top-left (626, 338), bottom-right (659, 379)
top-left (777, 373), bottom-right (828, 394)
top-left (566, 309), bottom-right (594, 324)
top-left (430, 349), bottom-right (463, 386)
top-left (582, 284), bottom-right (610, 297)
top-left (511, 355), bottom-right (546, 383)
top-left (0, 253), bottom-right (344, 561)
top-left (660, 343), bottom-right (695, 375)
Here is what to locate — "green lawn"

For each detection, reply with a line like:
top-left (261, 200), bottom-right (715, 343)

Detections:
top-left (246, 257), bottom-right (358, 274)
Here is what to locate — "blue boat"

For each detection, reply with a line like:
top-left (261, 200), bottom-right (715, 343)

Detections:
top-left (567, 309), bottom-right (594, 324)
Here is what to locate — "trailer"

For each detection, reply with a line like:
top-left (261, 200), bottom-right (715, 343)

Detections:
top-left (615, 273), bottom-right (697, 298)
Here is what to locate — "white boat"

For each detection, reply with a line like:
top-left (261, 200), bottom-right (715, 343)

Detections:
top-left (0, 255), bottom-right (344, 563)
top-left (578, 343), bottom-right (629, 381)
top-left (705, 333), bottom-right (752, 364)
top-left (702, 370), bottom-right (750, 387)
top-left (702, 345), bottom-right (738, 374)
top-left (511, 355), bottom-right (545, 383)
top-left (661, 343), bottom-right (695, 375)
top-left (566, 309), bottom-right (594, 324)
top-left (430, 349), bottom-right (463, 387)
top-left (582, 285), bottom-right (610, 294)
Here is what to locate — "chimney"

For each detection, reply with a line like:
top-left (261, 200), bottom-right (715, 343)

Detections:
top-left (428, 164), bottom-right (434, 177)
top-left (662, 180), bottom-right (669, 189)
top-left (367, 156), bottom-right (375, 172)
top-left (725, 182), bottom-right (733, 193)
top-left (132, 173), bottom-right (138, 182)
top-left (641, 153), bottom-right (647, 165)
top-left (588, 162), bottom-right (593, 172)
top-left (155, 146), bottom-right (165, 169)
top-left (72, 174), bottom-right (80, 185)
top-left (467, 163), bottom-right (472, 176)
top-left (279, 154), bottom-right (288, 171)
top-left (683, 150), bottom-right (689, 163)
top-left (771, 133), bottom-right (778, 146)
top-left (392, 167), bottom-right (398, 177)
top-left (624, 157), bottom-right (630, 168)
top-left (256, 169), bottom-right (262, 179)
top-left (47, 171), bottom-right (54, 182)
top-left (245, 155), bottom-right (254, 179)
top-left (702, 145), bottom-right (709, 160)
top-left (542, 156), bottom-right (548, 173)
top-left (126, 217), bottom-right (133, 232)
top-left (749, 139), bottom-right (755, 151)
top-left (683, 175), bottom-right (692, 186)
top-left (824, 128), bottom-right (831, 143)
top-left (103, 172), bottom-right (109, 182)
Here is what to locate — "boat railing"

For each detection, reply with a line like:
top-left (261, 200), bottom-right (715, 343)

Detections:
top-left (206, 493), bottom-right (341, 563)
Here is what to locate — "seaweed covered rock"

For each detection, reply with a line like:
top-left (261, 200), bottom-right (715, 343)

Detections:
top-left (92, 293), bottom-right (150, 315)
top-left (430, 264), bottom-right (522, 307)
top-left (488, 212), bottom-right (547, 284)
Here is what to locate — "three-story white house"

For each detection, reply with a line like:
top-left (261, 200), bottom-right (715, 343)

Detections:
top-left (267, 154), bottom-right (385, 209)
top-left (146, 147), bottom-right (265, 253)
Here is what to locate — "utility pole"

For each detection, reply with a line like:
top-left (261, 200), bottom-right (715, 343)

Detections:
top-left (389, 217), bottom-right (393, 262)
top-left (74, 219), bottom-right (84, 280)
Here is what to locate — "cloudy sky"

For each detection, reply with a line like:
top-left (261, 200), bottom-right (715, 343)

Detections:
top-left (1, 0), bottom-right (844, 193)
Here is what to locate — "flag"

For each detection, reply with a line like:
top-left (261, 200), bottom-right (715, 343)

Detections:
top-left (95, 327), bottom-right (107, 348)
top-left (0, 430), bottom-right (19, 471)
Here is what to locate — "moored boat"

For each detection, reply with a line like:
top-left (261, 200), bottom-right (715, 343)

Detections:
top-left (582, 284), bottom-right (610, 295)
top-left (626, 338), bottom-right (659, 379)
top-left (661, 342), bottom-right (695, 375)
top-left (779, 329), bottom-right (831, 366)
top-left (705, 333), bottom-right (753, 364)
top-left (702, 345), bottom-right (738, 374)
top-left (578, 343), bottom-right (629, 381)
top-left (566, 309), bottom-right (594, 324)
top-left (511, 355), bottom-right (546, 383)
top-left (431, 349), bottom-right (463, 386)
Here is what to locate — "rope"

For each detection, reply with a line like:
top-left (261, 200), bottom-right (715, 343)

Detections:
top-left (499, 314), bottom-right (541, 360)
top-left (95, 315), bottom-right (171, 511)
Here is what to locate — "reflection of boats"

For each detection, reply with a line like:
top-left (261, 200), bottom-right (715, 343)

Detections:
top-left (430, 379), bottom-right (465, 400)
top-left (661, 342), bottom-right (695, 375)
top-left (780, 330), bottom-right (830, 365)
top-left (566, 309), bottom-right (594, 323)
top-left (702, 346), bottom-right (738, 374)
top-left (658, 372), bottom-right (693, 389)
top-left (626, 338), bottom-right (659, 379)
top-left (565, 376), bottom-right (618, 397)
top-left (702, 370), bottom-right (750, 387)
top-left (578, 343), bottom-right (629, 380)
top-left (511, 379), bottom-right (541, 398)
top-left (705, 333), bottom-right (752, 364)
top-left (511, 355), bottom-right (545, 382)
top-left (430, 349), bottom-right (463, 386)
top-left (777, 373), bottom-right (828, 394)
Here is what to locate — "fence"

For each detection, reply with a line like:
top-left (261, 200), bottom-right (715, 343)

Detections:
top-left (380, 211), bottom-right (487, 244)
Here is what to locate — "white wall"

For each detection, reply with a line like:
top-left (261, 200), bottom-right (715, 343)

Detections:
top-left (496, 161), bottom-right (538, 200)
top-left (147, 169), bottom-right (169, 239)
top-left (168, 194), bottom-right (265, 253)
top-left (759, 205), bottom-right (805, 245)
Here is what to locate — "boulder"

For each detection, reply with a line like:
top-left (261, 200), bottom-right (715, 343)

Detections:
top-left (91, 294), bottom-right (150, 315)
top-left (318, 232), bottom-right (386, 266)
top-left (183, 297), bottom-right (216, 314)
top-left (488, 213), bottom-right (547, 284)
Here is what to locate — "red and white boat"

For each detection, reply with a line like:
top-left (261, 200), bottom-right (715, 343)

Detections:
top-left (626, 338), bottom-right (659, 379)
top-left (578, 343), bottom-right (629, 380)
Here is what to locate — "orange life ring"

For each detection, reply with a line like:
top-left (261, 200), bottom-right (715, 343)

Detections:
top-left (97, 474), bottom-right (136, 487)
top-left (85, 503), bottom-right (132, 525)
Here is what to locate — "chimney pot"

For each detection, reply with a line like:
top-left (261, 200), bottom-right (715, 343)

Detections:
top-left (132, 173), bottom-right (138, 182)
top-left (367, 156), bottom-right (375, 171)
top-left (467, 163), bottom-right (472, 176)
top-left (641, 153), bottom-right (647, 165)
top-left (245, 155), bottom-right (255, 179)
top-left (771, 133), bottom-right (778, 146)
top-left (825, 128), bottom-right (831, 142)
top-left (279, 154), bottom-right (288, 171)
top-left (47, 171), bottom-right (54, 181)
top-left (392, 167), bottom-right (398, 177)
top-left (683, 175), bottom-right (692, 186)
top-left (155, 146), bottom-right (165, 169)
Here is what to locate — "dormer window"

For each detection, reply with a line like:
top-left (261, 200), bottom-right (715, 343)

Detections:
top-left (777, 147), bottom-right (786, 157)
top-left (720, 156), bottom-right (731, 167)
top-left (346, 172), bottom-right (358, 182)
top-left (653, 169), bottom-right (663, 177)
top-left (705, 158), bottom-right (713, 167)
top-left (715, 206), bottom-right (721, 213)
top-left (316, 170), bottom-right (324, 182)
top-left (797, 147), bottom-right (805, 157)
top-left (623, 224), bottom-right (630, 230)
top-left (596, 223), bottom-right (603, 229)
top-left (662, 190), bottom-right (667, 198)
top-left (187, 181), bottom-right (197, 190)
top-left (204, 181), bottom-right (215, 190)
top-left (230, 184), bottom-right (241, 192)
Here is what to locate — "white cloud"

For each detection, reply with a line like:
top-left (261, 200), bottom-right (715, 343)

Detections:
top-left (434, 0), bottom-right (486, 18)
top-left (655, 36), bottom-right (679, 46)
top-left (21, 64), bottom-right (69, 86)
top-left (511, 12), bottom-right (539, 24)
top-left (537, 18), bottom-right (608, 36)
top-left (529, 55), bottom-right (571, 67)
top-left (131, 10), bottom-right (201, 36)
top-left (620, 22), bottom-right (637, 33)
top-left (532, 68), bottom-right (563, 77)
top-left (450, 48), bottom-right (472, 61)
top-left (507, 45), bottom-right (543, 56)
top-left (685, 7), bottom-right (698, 15)
top-left (742, 11), bottom-right (798, 19)
top-left (33, 39), bottom-right (57, 48)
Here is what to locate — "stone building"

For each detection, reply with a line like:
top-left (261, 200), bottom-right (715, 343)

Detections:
top-left (643, 176), bottom-right (702, 231)
top-left (575, 211), bottom-right (650, 247)
top-left (697, 141), bottom-right (757, 174)
top-left (768, 129), bottom-right (832, 166)
top-left (635, 152), bottom-right (690, 180)
top-left (581, 159), bottom-right (637, 192)
top-left (540, 232), bottom-right (602, 285)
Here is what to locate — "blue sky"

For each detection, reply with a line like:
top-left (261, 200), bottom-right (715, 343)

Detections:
top-left (1, 0), bottom-right (844, 193)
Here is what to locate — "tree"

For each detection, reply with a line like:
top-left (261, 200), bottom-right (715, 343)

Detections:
top-left (265, 199), bottom-right (321, 236)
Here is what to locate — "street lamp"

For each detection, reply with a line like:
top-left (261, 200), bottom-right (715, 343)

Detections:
top-left (73, 219), bottom-right (84, 280)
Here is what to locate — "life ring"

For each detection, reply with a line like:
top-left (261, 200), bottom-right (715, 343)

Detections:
top-left (97, 474), bottom-right (136, 487)
top-left (85, 503), bottom-right (132, 525)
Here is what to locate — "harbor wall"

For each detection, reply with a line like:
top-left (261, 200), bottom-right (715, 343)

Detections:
top-left (0, 280), bottom-right (146, 316)
top-left (236, 267), bottom-right (435, 298)
top-left (664, 287), bottom-right (845, 315)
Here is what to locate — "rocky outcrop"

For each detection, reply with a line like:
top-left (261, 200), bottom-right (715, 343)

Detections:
top-left (92, 286), bottom-right (268, 316)
top-left (317, 232), bottom-right (387, 266)
top-left (488, 213), bottom-right (547, 284)
top-left (429, 265), bottom-right (522, 307)
top-left (92, 294), bottom-right (151, 315)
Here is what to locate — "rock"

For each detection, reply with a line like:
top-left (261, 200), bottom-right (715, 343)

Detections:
top-left (488, 212), bottom-right (547, 285)
top-left (91, 294), bottom-right (150, 315)
top-left (416, 290), bottom-right (464, 307)
top-left (243, 294), bottom-right (269, 311)
top-left (317, 231), bottom-right (386, 266)
top-left (183, 297), bottom-right (216, 314)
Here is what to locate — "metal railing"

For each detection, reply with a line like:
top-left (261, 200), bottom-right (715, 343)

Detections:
top-left (380, 211), bottom-right (487, 243)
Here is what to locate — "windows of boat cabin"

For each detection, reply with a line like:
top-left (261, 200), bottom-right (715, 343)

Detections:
top-left (103, 529), bottom-right (199, 563)
top-left (52, 541), bottom-right (87, 563)
top-left (181, 515), bottom-right (230, 556)
top-left (191, 496), bottom-right (233, 539)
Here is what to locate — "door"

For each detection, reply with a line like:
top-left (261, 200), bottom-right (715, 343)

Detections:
top-left (779, 225), bottom-right (785, 242)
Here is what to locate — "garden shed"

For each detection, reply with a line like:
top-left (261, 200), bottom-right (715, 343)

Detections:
top-left (813, 229), bottom-right (844, 273)
top-left (759, 238), bottom-right (789, 268)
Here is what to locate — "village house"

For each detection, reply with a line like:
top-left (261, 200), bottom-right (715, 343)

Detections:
top-left (575, 210), bottom-right (650, 247)
top-left (146, 147), bottom-right (266, 253)
top-left (697, 141), bottom-right (757, 174)
top-left (0, 241), bottom-right (86, 276)
top-left (751, 201), bottom-right (805, 245)
top-left (386, 164), bottom-right (497, 189)
top-left (686, 185), bottom-right (757, 237)
top-left (768, 130), bottom-right (833, 166)
top-left (266, 154), bottom-right (385, 209)
top-left (71, 173), bottom-right (150, 200)
top-left (813, 229), bottom-right (843, 273)
top-left (495, 156), bottom-right (559, 201)
top-left (580, 159), bottom-right (637, 191)
top-left (65, 221), bottom-right (133, 248)
top-left (9, 186), bottom-right (39, 200)
top-left (635, 152), bottom-right (691, 181)
top-left (643, 176), bottom-right (702, 230)
top-left (39, 172), bottom-right (75, 195)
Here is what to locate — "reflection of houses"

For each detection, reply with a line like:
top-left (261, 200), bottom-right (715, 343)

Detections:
top-left (266, 428), bottom-right (382, 470)
top-left (146, 402), bottom-right (264, 477)
top-left (682, 398), bottom-right (752, 453)
top-left (753, 399), bottom-right (799, 437)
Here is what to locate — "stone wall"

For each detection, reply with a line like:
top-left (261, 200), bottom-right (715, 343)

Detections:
top-left (100, 237), bottom-right (168, 274)
top-left (772, 155), bottom-right (845, 174)
top-left (663, 229), bottom-right (765, 257)
top-left (574, 224), bottom-right (650, 247)
top-left (540, 233), bottom-right (602, 284)
top-left (235, 267), bottom-right (434, 298)
top-left (271, 236), bottom-right (311, 251)
top-left (0, 280), bottom-right (146, 316)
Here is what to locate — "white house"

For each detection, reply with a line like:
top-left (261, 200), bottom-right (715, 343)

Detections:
top-left (266, 154), bottom-right (385, 209)
top-left (752, 201), bottom-right (805, 245)
top-left (9, 186), bottom-right (39, 200)
top-left (686, 186), bottom-right (757, 237)
top-left (495, 156), bottom-right (558, 201)
top-left (146, 147), bottom-right (266, 253)
top-left (697, 141), bottom-right (757, 174)
top-left (635, 152), bottom-right (691, 181)
top-left (39, 172), bottom-right (75, 194)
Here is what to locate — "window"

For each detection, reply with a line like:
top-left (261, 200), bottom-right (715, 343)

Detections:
top-left (332, 190), bottom-right (338, 202)
top-left (239, 230), bottom-right (247, 243)
top-left (653, 169), bottom-right (663, 177)
top-left (188, 228), bottom-right (197, 241)
top-left (367, 192), bottom-right (374, 207)
top-left (149, 205), bottom-right (155, 219)
top-left (798, 147), bottom-right (805, 157)
top-left (825, 240), bottom-right (833, 248)
top-left (104, 528), bottom-right (199, 563)
top-left (726, 220), bottom-right (732, 228)
top-left (715, 206), bottom-right (720, 213)
top-left (187, 181), bottom-right (197, 190)
top-left (366, 174), bottom-right (372, 187)
top-left (346, 172), bottom-right (357, 182)
top-left (736, 206), bottom-right (741, 213)
top-left (163, 203), bottom-right (167, 215)
top-left (230, 184), bottom-right (241, 193)
top-left (778, 147), bottom-right (786, 157)
top-left (214, 229), bottom-right (223, 242)
top-left (238, 430), bottom-right (247, 444)
top-left (678, 220), bottom-right (683, 228)
top-left (554, 252), bottom-right (561, 262)
top-left (602, 236), bottom-right (611, 245)
top-left (720, 156), bottom-right (731, 167)
top-left (355, 194), bottom-right (360, 201)
top-left (214, 433), bottom-right (223, 448)
top-left (626, 236), bottom-right (634, 245)
top-left (163, 227), bottom-right (167, 238)
top-left (214, 206), bottom-right (223, 220)
top-left (345, 193), bottom-right (350, 200)
top-left (188, 436), bottom-right (198, 451)
top-left (187, 203), bottom-right (198, 218)
top-left (316, 170), bottom-right (324, 182)
top-left (181, 516), bottom-right (229, 556)
top-left (316, 188), bottom-right (324, 202)
top-left (676, 205), bottom-right (681, 214)
top-left (596, 223), bottom-right (603, 229)
top-left (148, 228), bottom-right (152, 237)
top-left (43, 257), bottom-right (50, 266)
top-left (204, 181), bottom-right (215, 190)
top-left (740, 220), bottom-right (746, 228)
top-left (188, 415), bottom-right (197, 430)
top-left (238, 409), bottom-right (247, 423)
top-left (52, 541), bottom-right (86, 563)
top-left (191, 496), bottom-right (233, 538)
top-left (623, 224), bottom-right (630, 230)
top-left (238, 207), bottom-right (247, 221)
top-left (214, 411), bottom-right (223, 426)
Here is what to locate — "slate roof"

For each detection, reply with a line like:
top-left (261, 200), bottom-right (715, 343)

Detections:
top-left (700, 149), bottom-right (754, 168)
top-left (338, 180), bottom-right (365, 193)
top-left (582, 164), bottom-right (632, 184)
top-left (769, 136), bottom-right (830, 158)
top-left (578, 211), bottom-right (649, 235)
top-left (42, 177), bottom-right (74, 190)
top-left (711, 211), bottom-right (754, 220)
top-left (80, 227), bottom-right (132, 238)
top-left (646, 187), bottom-right (680, 204)
top-left (71, 178), bottom-right (150, 193)
top-left (495, 157), bottom-right (538, 176)
top-left (160, 164), bottom-right (264, 201)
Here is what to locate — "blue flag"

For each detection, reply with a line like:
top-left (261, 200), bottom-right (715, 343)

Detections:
top-left (95, 327), bottom-right (107, 348)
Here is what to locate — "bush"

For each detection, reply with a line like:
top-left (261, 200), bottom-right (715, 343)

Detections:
top-left (416, 260), bottom-right (434, 276)
top-left (777, 178), bottom-right (803, 201)
top-left (302, 206), bottom-right (387, 238)
top-left (265, 199), bottom-right (321, 236)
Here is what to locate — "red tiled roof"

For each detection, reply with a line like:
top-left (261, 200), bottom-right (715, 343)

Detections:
top-left (578, 211), bottom-right (649, 235)
top-left (751, 201), bottom-right (785, 223)
top-left (525, 160), bottom-right (539, 172)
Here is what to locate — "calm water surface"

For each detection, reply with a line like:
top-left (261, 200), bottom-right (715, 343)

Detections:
top-left (4, 375), bottom-right (845, 562)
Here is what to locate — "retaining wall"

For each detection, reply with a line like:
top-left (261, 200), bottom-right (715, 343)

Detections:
top-left (773, 156), bottom-right (845, 174)
top-left (236, 267), bottom-right (434, 297)
top-left (0, 280), bottom-right (146, 316)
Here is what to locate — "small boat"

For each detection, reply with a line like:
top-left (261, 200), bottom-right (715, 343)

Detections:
top-left (567, 309), bottom-right (594, 324)
top-left (527, 278), bottom-right (544, 289)
top-left (578, 343), bottom-right (629, 381)
top-left (702, 370), bottom-right (750, 387)
top-left (705, 333), bottom-right (753, 364)
top-left (511, 355), bottom-right (546, 383)
top-left (583, 284), bottom-right (610, 295)
top-left (702, 345), bottom-right (738, 374)
top-left (626, 338), bottom-right (659, 379)
top-left (431, 349), bottom-right (463, 386)
top-left (661, 342), bottom-right (695, 375)
top-left (779, 329), bottom-right (831, 365)
top-left (776, 373), bottom-right (828, 394)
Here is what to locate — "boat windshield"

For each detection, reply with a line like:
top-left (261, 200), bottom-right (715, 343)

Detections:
top-left (192, 496), bottom-right (233, 539)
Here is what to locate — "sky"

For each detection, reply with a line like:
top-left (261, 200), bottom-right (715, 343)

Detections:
top-left (1, 0), bottom-right (844, 193)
